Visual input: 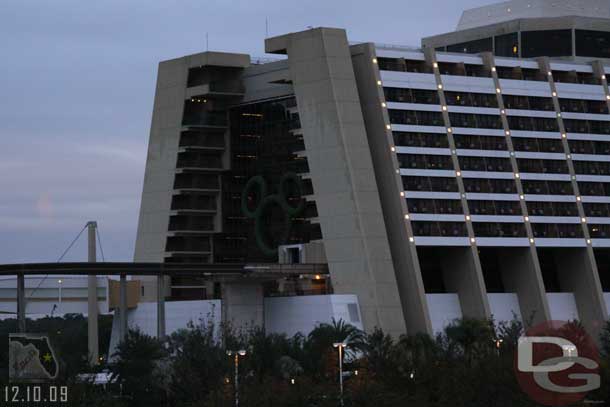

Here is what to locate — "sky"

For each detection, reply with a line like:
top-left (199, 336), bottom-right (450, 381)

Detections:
top-left (0, 0), bottom-right (492, 264)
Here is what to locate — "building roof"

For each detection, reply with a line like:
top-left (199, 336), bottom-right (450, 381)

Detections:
top-left (458, 0), bottom-right (610, 30)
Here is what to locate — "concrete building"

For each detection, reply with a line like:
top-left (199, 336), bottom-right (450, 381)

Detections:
top-left (134, 0), bottom-right (610, 338)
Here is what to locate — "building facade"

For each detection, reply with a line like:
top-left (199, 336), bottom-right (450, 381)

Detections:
top-left (135, 0), bottom-right (610, 338)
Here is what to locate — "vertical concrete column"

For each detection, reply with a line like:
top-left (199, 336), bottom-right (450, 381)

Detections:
top-left (17, 273), bottom-right (25, 333)
top-left (481, 52), bottom-right (550, 326)
top-left (157, 274), bottom-right (166, 339)
top-left (119, 274), bottom-right (128, 342)
top-left (221, 282), bottom-right (264, 331)
top-left (538, 57), bottom-right (607, 337)
top-left (350, 43), bottom-right (432, 335)
top-left (498, 248), bottom-right (550, 325)
top-left (87, 221), bottom-right (99, 365)
top-left (555, 248), bottom-right (607, 335)
top-left (265, 28), bottom-right (408, 337)
top-left (424, 48), bottom-right (491, 321)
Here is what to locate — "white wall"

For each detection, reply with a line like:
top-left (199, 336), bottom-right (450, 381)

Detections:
top-left (426, 293), bottom-right (462, 334)
top-left (547, 293), bottom-right (579, 321)
top-left (488, 293), bottom-right (522, 324)
top-left (264, 295), bottom-right (363, 337)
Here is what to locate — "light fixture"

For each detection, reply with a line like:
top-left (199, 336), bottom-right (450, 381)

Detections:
top-left (515, 173), bottom-right (520, 178)
top-left (530, 238), bottom-right (535, 244)
top-left (433, 62), bottom-right (438, 68)
top-left (466, 215), bottom-right (471, 221)
top-left (58, 279), bottom-right (63, 284)
top-left (500, 109), bottom-right (506, 114)
top-left (386, 124), bottom-right (391, 130)
top-left (315, 274), bottom-right (321, 280)
top-left (405, 214), bottom-right (410, 220)
top-left (442, 106), bottom-right (448, 111)
top-left (461, 193), bottom-right (467, 198)
top-left (447, 127), bottom-right (453, 133)
top-left (557, 112), bottom-right (562, 118)
top-left (582, 217), bottom-right (587, 223)
top-left (510, 151), bottom-right (515, 156)
top-left (438, 84), bottom-right (443, 90)
top-left (381, 102), bottom-right (387, 107)
top-left (377, 80), bottom-right (382, 85)
top-left (505, 130), bottom-right (511, 136)
top-left (400, 191), bottom-right (405, 197)
top-left (520, 194), bottom-right (525, 200)
top-left (607, 95), bottom-right (610, 100)
top-left (572, 175), bottom-right (576, 180)
top-left (496, 88), bottom-right (501, 93)
top-left (391, 146), bottom-right (396, 152)
top-left (470, 238), bottom-right (476, 244)
top-left (547, 71), bottom-right (552, 76)
top-left (409, 237), bottom-right (415, 242)
top-left (456, 171), bottom-right (461, 177)
top-left (566, 154), bottom-right (571, 159)
top-left (372, 58), bottom-right (378, 64)
top-left (524, 216), bottom-right (529, 222)
top-left (577, 196), bottom-right (582, 201)
top-left (491, 67), bottom-right (497, 72)
top-left (452, 149), bottom-right (457, 154)
top-left (587, 239), bottom-right (592, 244)
top-left (562, 133), bottom-right (567, 138)
top-left (603, 75), bottom-right (606, 80)
top-left (552, 92), bottom-right (557, 97)
top-left (396, 169), bottom-right (400, 174)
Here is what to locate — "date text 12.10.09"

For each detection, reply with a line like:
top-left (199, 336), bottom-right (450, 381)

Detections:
top-left (4, 385), bottom-right (68, 404)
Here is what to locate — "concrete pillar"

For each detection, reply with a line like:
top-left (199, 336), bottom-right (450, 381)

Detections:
top-left (555, 248), bottom-right (607, 338)
top-left (157, 274), bottom-right (166, 339)
top-left (221, 282), bottom-right (264, 331)
top-left (265, 28), bottom-right (408, 338)
top-left (119, 274), bottom-right (128, 342)
top-left (350, 42), bottom-right (432, 336)
top-left (441, 247), bottom-right (491, 320)
top-left (87, 221), bottom-right (99, 365)
top-left (17, 273), bottom-right (25, 333)
top-left (499, 248), bottom-right (550, 326)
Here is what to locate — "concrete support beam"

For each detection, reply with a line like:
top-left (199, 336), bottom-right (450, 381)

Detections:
top-left (119, 274), bottom-right (128, 342)
top-left (221, 282), bottom-right (264, 331)
top-left (350, 42), bottom-right (432, 336)
top-left (499, 248), bottom-right (550, 326)
top-left (441, 247), bottom-right (491, 320)
top-left (17, 273), bottom-right (25, 333)
top-left (555, 248), bottom-right (607, 337)
top-left (87, 221), bottom-right (99, 365)
top-left (157, 274), bottom-right (166, 339)
top-left (265, 28), bottom-right (408, 338)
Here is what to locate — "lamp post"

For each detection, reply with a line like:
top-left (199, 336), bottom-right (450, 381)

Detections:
top-left (226, 349), bottom-right (247, 407)
top-left (333, 342), bottom-right (347, 407)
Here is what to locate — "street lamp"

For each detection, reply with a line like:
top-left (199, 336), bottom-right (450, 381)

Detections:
top-left (226, 349), bottom-right (247, 407)
top-left (333, 342), bottom-right (347, 407)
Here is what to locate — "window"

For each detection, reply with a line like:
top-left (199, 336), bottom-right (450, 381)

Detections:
top-left (407, 199), bottom-right (463, 214)
top-left (384, 88), bottom-right (439, 104)
top-left (463, 178), bottom-right (516, 193)
top-left (573, 161), bottom-right (610, 175)
top-left (453, 134), bottom-right (506, 150)
top-left (388, 110), bottom-right (444, 126)
top-left (397, 154), bottom-right (453, 170)
top-left (521, 30), bottom-right (572, 58)
top-left (449, 113), bottom-right (503, 129)
top-left (521, 180), bottom-right (573, 195)
top-left (459, 156), bottom-right (511, 172)
top-left (532, 223), bottom-right (583, 238)
top-left (584, 203), bottom-right (610, 217)
top-left (445, 91), bottom-right (498, 108)
top-left (447, 38), bottom-right (493, 54)
top-left (512, 137), bottom-right (563, 153)
top-left (472, 222), bottom-right (527, 237)
top-left (402, 176), bottom-right (459, 192)
top-left (527, 201), bottom-right (578, 216)
top-left (393, 132), bottom-right (449, 148)
top-left (469, 200), bottom-right (521, 215)
top-left (576, 30), bottom-right (610, 59)
top-left (517, 159), bottom-right (569, 174)
top-left (495, 33), bottom-right (519, 57)
top-left (412, 221), bottom-right (468, 236)
top-left (578, 182), bottom-right (610, 196)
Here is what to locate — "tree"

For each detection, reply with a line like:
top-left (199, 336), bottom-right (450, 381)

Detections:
top-left (109, 329), bottom-right (168, 407)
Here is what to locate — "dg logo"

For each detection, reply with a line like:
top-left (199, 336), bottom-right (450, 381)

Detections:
top-left (241, 173), bottom-right (305, 256)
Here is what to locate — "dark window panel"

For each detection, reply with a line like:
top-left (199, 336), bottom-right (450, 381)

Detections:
top-left (402, 176), bottom-right (459, 192)
top-left (517, 158), bottom-right (569, 174)
top-left (393, 132), bottom-right (449, 148)
top-left (453, 134), bottom-right (507, 150)
top-left (407, 199), bottom-right (463, 214)
top-left (576, 30), bottom-right (610, 59)
top-left (472, 222), bottom-right (527, 237)
top-left (412, 221), bottom-right (468, 236)
top-left (463, 178), bottom-right (516, 193)
top-left (495, 33), bottom-right (519, 57)
top-left (522, 180), bottom-right (573, 195)
top-left (398, 154), bottom-right (454, 170)
top-left (468, 200), bottom-right (521, 215)
top-left (458, 156), bottom-right (511, 172)
top-left (532, 223), bottom-right (583, 238)
top-left (521, 30), bottom-right (572, 58)
top-left (447, 38), bottom-right (493, 54)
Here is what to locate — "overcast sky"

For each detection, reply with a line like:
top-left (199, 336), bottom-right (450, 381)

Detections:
top-left (0, 0), bottom-right (492, 264)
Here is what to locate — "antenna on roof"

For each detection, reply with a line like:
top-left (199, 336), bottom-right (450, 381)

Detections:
top-left (206, 32), bottom-right (209, 51)
top-left (265, 17), bottom-right (269, 38)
